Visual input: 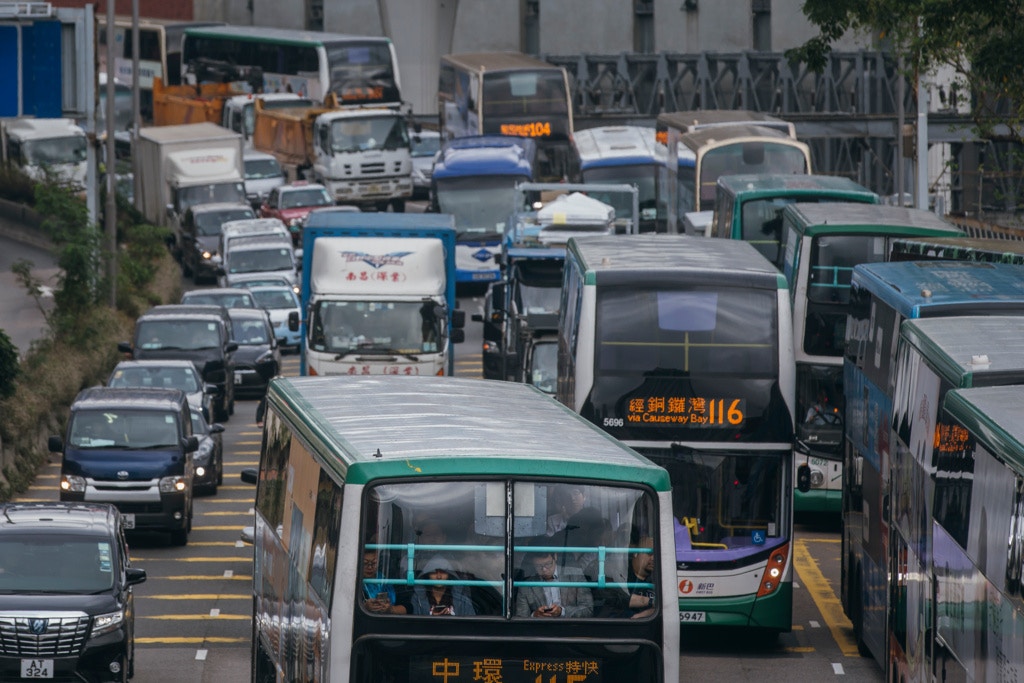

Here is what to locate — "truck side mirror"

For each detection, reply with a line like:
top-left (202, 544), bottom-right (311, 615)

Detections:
top-left (48, 435), bottom-right (63, 453)
top-left (491, 283), bottom-right (506, 312)
top-left (450, 328), bottom-right (465, 344)
top-left (451, 309), bottom-right (466, 328)
top-left (117, 341), bottom-right (133, 354)
top-left (183, 435), bottom-right (200, 453)
top-left (288, 311), bottom-right (300, 332)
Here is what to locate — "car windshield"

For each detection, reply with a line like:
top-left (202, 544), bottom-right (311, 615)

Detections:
top-left (136, 320), bottom-right (222, 351)
top-left (251, 289), bottom-right (297, 309)
top-left (228, 248), bottom-right (294, 274)
top-left (0, 537), bottom-right (115, 593)
top-left (281, 188), bottom-right (332, 209)
top-left (411, 134), bottom-right (441, 157)
top-left (109, 366), bottom-right (200, 393)
top-left (183, 292), bottom-right (255, 308)
top-left (231, 318), bottom-right (270, 345)
top-left (245, 158), bottom-right (283, 180)
top-left (68, 408), bottom-right (180, 449)
top-left (195, 209), bottom-right (255, 236)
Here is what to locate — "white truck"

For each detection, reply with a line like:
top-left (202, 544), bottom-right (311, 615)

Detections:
top-left (291, 211), bottom-right (463, 376)
top-left (252, 102), bottom-right (414, 211)
top-left (0, 118), bottom-right (88, 190)
top-left (134, 122), bottom-right (246, 251)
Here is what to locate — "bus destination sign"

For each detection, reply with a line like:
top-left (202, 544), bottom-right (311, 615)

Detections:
top-left (413, 657), bottom-right (602, 682)
top-left (625, 396), bottom-right (746, 427)
top-left (500, 121), bottom-right (553, 138)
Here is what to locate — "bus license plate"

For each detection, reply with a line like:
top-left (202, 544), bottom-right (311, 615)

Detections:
top-left (122, 514), bottom-right (135, 529)
top-left (21, 659), bottom-right (53, 678)
top-left (680, 611), bottom-right (706, 623)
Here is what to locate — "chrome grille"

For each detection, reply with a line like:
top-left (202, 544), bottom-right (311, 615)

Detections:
top-left (0, 612), bottom-right (90, 657)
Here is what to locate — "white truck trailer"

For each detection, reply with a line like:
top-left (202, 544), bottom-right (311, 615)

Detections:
top-left (134, 122), bottom-right (245, 250)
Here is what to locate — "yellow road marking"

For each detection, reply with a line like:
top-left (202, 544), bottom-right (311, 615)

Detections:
top-left (202, 511), bottom-right (253, 517)
top-left (191, 525), bottom-right (246, 531)
top-left (136, 556), bottom-right (251, 563)
top-left (160, 575), bottom-right (251, 581)
top-left (146, 594), bottom-right (250, 600)
top-left (793, 539), bottom-right (859, 657)
top-left (141, 614), bottom-right (250, 620)
top-left (180, 541), bottom-right (246, 546)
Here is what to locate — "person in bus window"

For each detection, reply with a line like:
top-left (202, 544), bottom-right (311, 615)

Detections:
top-left (361, 546), bottom-right (408, 615)
top-left (624, 536), bottom-right (657, 619)
top-left (409, 556), bottom-right (475, 616)
top-left (515, 549), bottom-right (593, 618)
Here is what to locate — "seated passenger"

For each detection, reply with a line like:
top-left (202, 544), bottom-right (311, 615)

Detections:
top-left (409, 556), bottom-right (475, 616)
top-left (360, 547), bottom-right (408, 615)
top-left (514, 549), bottom-right (593, 618)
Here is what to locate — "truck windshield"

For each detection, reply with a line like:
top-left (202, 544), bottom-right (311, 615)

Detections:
top-left (330, 115), bottom-right (409, 153)
top-left (309, 300), bottom-right (441, 355)
top-left (435, 175), bottom-right (525, 236)
top-left (23, 136), bottom-right (87, 165)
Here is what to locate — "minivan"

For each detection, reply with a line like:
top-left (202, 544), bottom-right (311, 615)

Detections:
top-left (50, 387), bottom-right (198, 546)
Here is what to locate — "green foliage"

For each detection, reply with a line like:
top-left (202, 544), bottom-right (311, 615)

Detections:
top-left (0, 329), bottom-right (19, 399)
top-left (792, 0), bottom-right (1024, 141)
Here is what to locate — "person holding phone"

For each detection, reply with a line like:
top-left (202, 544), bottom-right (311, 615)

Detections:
top-left (361, 547), bottom-right (408, 615)
top-left (410, 556), bottom-right (475, 616)
top-left (515, 549), bottom-right (593, 618)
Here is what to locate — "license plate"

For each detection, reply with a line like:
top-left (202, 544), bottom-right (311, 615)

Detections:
top-left (122, 514), bottom-right (135, 529)
top-left (234, 371), bottom-right (243, 385)
top-left (21, 659), bottom-right (53, 678)
top-left (366, 184), bottom-right (383, 194)
top-left (679, 611), bottom-right (707, 623)
top-left (471, 272), bottom-right (495, 281)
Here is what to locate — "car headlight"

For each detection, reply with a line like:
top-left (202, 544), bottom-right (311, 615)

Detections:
top-left (289, 217), bottom-right (301, 227)
top-left (91, 610), bottom-right (125, 637)
top-left (159, 475), bottom-right (188, 493)
top-left (202, 250), bottom-right (216, 260)
top-left (60, 474), bottom-right (86, 492)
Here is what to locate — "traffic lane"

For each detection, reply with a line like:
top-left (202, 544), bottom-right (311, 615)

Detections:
top-left (0, 235), bottom-right (58, 356)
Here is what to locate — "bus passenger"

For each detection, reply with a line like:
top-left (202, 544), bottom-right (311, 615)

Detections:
top-left (515, 549), bottom-right (593, 618)
top-left (624, 536), bottom-right (657, 619)
top-left (410, 556), bottom-right (475, 616)
top-left (361, 547), bottom-right (408, 615)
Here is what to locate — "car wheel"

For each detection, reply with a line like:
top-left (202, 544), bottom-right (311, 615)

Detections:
top-left (228, 397), bottom-right (235, 416)
top-left (217, 454), bottom-right (224, 486)
top-left (215, 397), bottom-right (229, 422)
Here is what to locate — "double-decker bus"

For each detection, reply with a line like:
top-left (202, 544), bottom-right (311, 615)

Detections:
top-left (574, 125), bottom-right (669, 233)
top-left (781, 203), bottom-right (961, 515)
top-left (842, 260), bottom-right (1024, 668)
top-left (98, 17), bottom-right (224, 120)
top-left (181, 25), bottom-right (402, 107)
top-left (886, 316), bottom-right (1024, 682)
top-left (429, 135), bottom-right (538, 284)
top-left (912, 385), bottom-right (1024, 682)
top-left (438, 52), bottom-right (577, 183)
top-left (241, 375), bottom-right (679, 682)
top-left (556, 234), bottom-right (797, 636)
top-left (710, 173), bottom-right (878, 268)
top-left (657, 110), bottom-right (811, 233)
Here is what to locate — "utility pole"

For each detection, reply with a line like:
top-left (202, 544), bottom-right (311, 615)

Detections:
top-left (104, 0), bottom-right (117, 307)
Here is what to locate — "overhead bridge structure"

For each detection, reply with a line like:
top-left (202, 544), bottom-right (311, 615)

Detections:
top-left (546, 50), bottom-right (1022, 217)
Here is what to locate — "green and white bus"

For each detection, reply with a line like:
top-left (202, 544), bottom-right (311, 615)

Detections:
top-left (710, 173), bottom-right (878, 268)
top-left (243, 375), bottom-right (679, 682)
top-left (781, 203), bottom-right (961, 515)
top-left (886, 316), bottom-right (1024, 682)
top-left (556, 234), bottom-right (797, 635)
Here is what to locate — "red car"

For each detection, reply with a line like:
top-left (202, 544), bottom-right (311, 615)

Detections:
top-left (258, 182), bottom-right (334, 246)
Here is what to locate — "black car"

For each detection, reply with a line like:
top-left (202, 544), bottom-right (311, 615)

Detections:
top-left (225, 307), bottom-right (280, 398)
top-left (179, 202), bottom-right (255, 283)
top-left (0, 502), bottom-right (146, 682)
top-left (189, 407), bottom-right (224, 495)
top-left (118, 305), bottom-right (238, 421)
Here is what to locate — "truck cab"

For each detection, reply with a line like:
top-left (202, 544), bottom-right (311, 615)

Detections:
top-left (1, 118), bottom-right (88, 190)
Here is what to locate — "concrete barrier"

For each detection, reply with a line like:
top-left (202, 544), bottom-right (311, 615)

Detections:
top-left (0, 198), bottom-right (52, 251)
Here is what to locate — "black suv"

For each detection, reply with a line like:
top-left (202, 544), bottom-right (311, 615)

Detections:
top-left (179, 202), bottom-right (255, 283)
top-left (119, 305), bottom-right (238, 421)
top-left (51, 387), bottom-right (198, 546)
top-left (0, 502), bottom-right (146, 682)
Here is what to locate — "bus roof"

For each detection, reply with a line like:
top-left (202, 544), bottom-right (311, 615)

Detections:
top-left (267, 376), bottom-right (670, 489)
top-left (567, 234), bottom-right (787, 289)
top-left (183, 25), bottom-right (393, 47)
top-left (852, 261), bottom-right (1024, 318)
top-left (716, 173), bottom-right (878, 202)
top-left (440, 52), bottom-right (563, 73)
top-left (575, 125), bottom-right (662, 169)
top-left (657, 110), bottom-right (795, 137)
top-left (783, 202), bottom-right (962, 237)
top-left (433, 136), bottom-right (536, 180)
top-left (943, 385), bottom-right (1024, 472)
top-left (901, 316), bottom-right (1024, 387)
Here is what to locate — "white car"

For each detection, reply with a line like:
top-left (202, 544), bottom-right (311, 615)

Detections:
top-left (243, 150), bottom-right (286, 208)
top-left (248, 284), bottom-right (302, 351)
